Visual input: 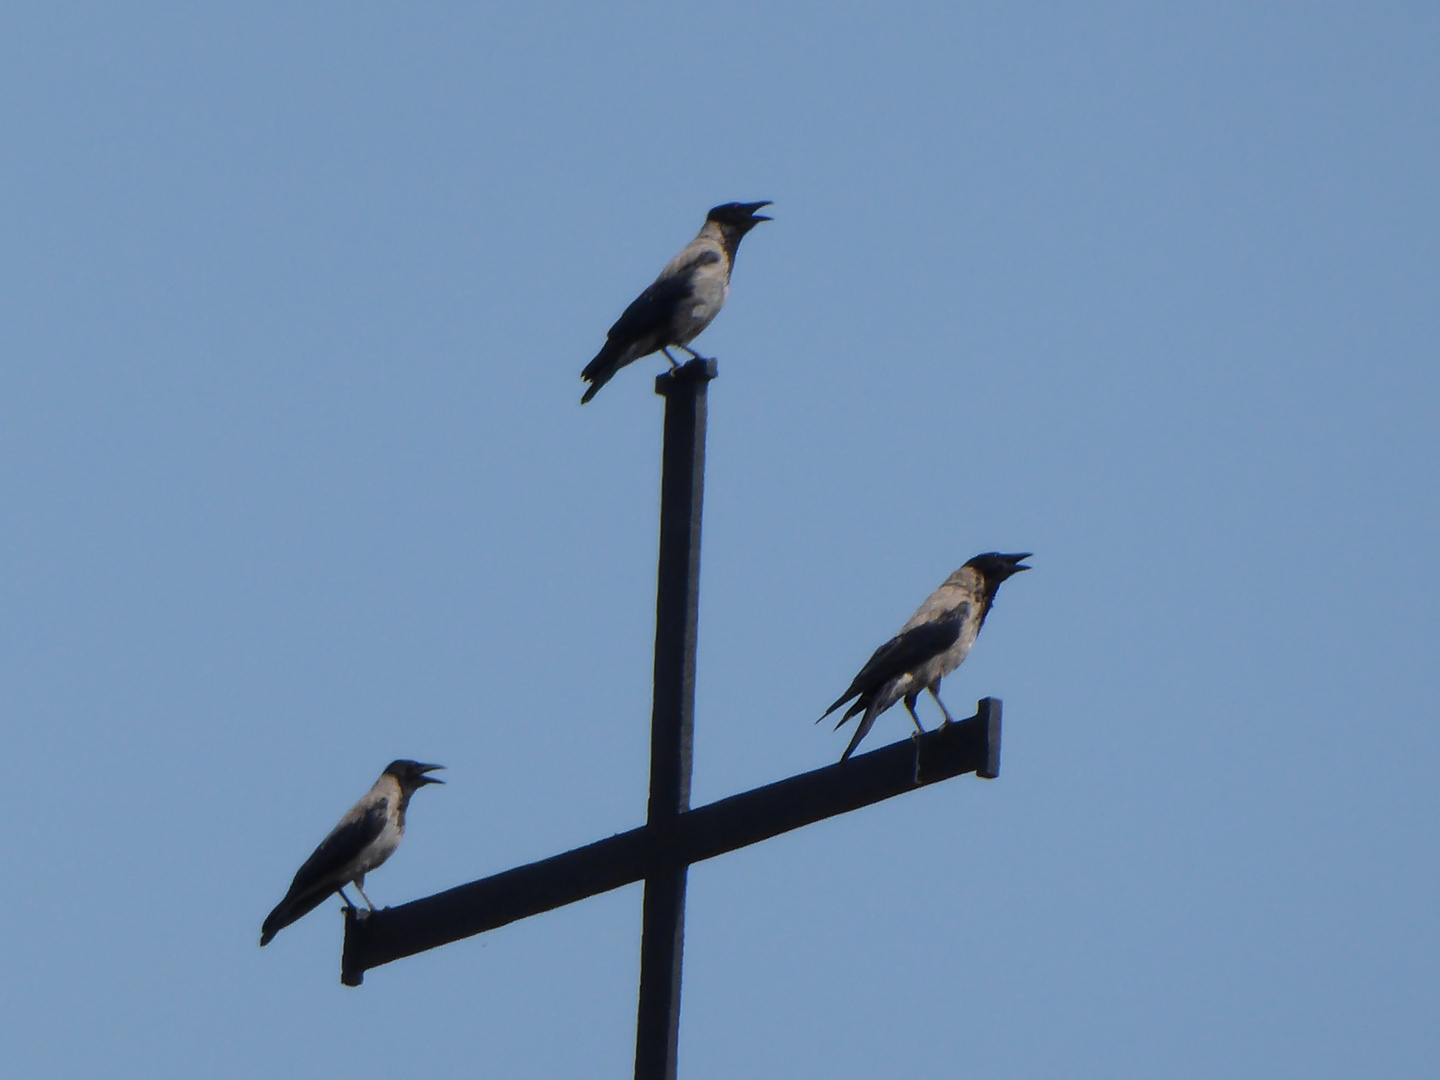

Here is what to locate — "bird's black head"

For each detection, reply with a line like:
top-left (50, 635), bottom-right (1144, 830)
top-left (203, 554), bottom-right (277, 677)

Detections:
top-left (384, 760), bottom-right (446, 793)
top-left (963, 552), bottom-right (1033, 588)
top-left (705, 200), bottom-right (773, 233)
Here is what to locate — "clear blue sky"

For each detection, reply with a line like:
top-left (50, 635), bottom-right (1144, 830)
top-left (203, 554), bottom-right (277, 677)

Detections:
top-left (3, 4), bottom-right (1437, 1077)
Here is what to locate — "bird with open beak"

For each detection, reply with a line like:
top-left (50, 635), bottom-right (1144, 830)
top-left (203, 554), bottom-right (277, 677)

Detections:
top-left (260, 760), bottom-right (444, 946)
top-left (580, 200), bottom-right (771, 403)
top-left (819, 553), bottom-right (1032, 761)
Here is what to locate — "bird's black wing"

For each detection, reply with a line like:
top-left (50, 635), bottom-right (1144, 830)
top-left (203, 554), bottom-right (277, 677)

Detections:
top-left (600, 250), bottom-right (722, 348)
top-left (580, 249), bottom-right (724, 402)
top-left (819, 610), bottom-right (965, 719)
top-left (260, 800), bottom-right (389, 945)
top-left (286, 800), bottom-right (389, 897)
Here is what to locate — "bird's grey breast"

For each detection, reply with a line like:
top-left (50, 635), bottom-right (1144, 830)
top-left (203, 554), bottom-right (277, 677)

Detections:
top-left (934, 605), bottom-right (981, 676)
top-left (356, 812), bottom-right (403, 875)
top-left (665, 246), bottom-right (728, 344)
top-left (345, 775), bottom-right (405, 877)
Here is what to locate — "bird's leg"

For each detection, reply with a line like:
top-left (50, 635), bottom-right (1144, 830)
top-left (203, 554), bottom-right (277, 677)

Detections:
top-left (660, 347), bottom-right (682, 369)
top-left (354, 881), bottom-right (378, 912)
top-left (337, 888), bottom-right (359, 912)
top-left (678, 344), bottom-right (712, 363)
top-left (904, 694), bottom-right (927, 735)
top-left (928, 686), bottom-right (958, 726)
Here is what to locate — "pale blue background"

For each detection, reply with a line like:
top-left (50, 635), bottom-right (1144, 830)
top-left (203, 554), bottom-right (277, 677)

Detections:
top-left (3, 4), bottom-right (1437, 1077)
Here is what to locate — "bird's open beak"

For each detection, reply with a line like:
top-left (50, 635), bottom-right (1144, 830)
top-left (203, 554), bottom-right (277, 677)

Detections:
top-left (1008, 554), bottom-right (1033, 574)
top-left (743, 200), bottom-right (773, 222)
top-left (417, 764), bottom-right (446, 785)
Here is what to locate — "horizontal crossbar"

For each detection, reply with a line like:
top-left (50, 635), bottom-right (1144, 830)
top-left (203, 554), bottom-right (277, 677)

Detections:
top-left (340, 698), bottom-right (1001, 985)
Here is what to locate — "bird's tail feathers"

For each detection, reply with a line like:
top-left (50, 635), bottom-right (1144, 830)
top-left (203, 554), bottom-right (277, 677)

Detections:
top-left (260, 887), bottom-right (336, 947)
top-left (581, 340), bottom-right (619, 382)
top-left (580, 341), bottom-right (622, 403)
top-left (839, 713), bottom-right (877, 762)
top-left (831, 699), bottom-right (866, 730)
top-left (580, 376), bottom-right (610, 405)
top-left (816, 691), bottom-right (860, 724)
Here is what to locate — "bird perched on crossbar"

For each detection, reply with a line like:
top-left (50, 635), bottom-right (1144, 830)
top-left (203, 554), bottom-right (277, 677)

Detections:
top-left (580, 201), bottom-right (772, 403)
top-left (260, 760), bottom-right (444, 946)
top-left (819, 553), bottom-right (1032, 762)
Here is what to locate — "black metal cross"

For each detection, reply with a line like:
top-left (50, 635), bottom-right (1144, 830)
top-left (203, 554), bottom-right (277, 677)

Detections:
top-left (339, 358), bottom-right (1002, 1080)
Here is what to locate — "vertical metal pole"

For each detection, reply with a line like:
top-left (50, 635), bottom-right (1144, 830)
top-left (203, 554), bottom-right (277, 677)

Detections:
top-left (635, 357), bottom-right (715, 1080)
